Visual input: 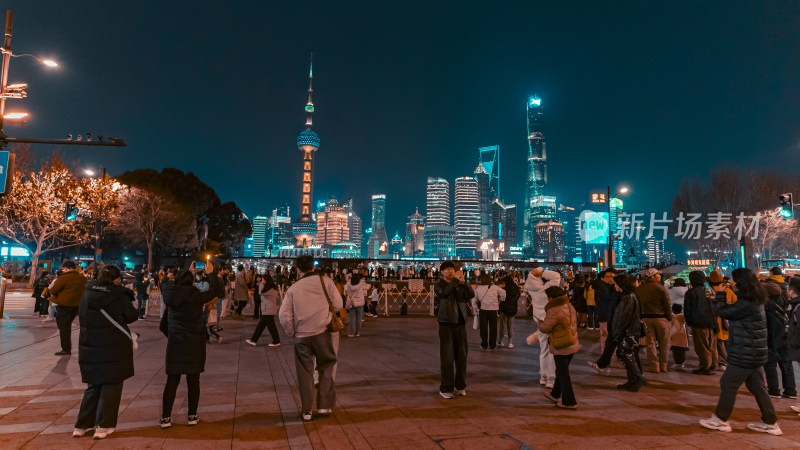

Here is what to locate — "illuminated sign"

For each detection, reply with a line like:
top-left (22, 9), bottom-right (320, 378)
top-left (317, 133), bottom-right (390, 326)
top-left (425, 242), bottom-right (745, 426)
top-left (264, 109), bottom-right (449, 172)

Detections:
top-left (688, 259), bottom-right (712, 266)
top-left (579, 210), bottom-right (609, 244)
top-left (529, 97), bottom-right (541, 106)
top-left (591, 193), bottom-right (607, 204)
top-left (379, 241), bottom-right (388, 253)
top-left (610, 198), bottom-right (623, 210)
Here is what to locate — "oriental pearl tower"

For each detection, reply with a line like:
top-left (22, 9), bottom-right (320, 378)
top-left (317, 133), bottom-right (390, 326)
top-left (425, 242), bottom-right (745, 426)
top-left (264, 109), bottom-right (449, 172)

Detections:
top-left (292, 54), bottom-right (320, 247)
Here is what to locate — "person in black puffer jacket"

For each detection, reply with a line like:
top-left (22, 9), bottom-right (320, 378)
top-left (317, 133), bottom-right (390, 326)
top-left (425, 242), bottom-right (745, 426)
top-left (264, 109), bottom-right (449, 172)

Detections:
top-left (73, 265), bottom-right (138, 439)
top-left (159, 264), bottom-right (219, 428)
top-left (786, 277), bottom-right (800, 367)
top-left (762, 267), bottom-right (795, 398)
top-left (699, 268), bottom-right (781, 436)
top-left (684, 270), bottom-right (718, 375)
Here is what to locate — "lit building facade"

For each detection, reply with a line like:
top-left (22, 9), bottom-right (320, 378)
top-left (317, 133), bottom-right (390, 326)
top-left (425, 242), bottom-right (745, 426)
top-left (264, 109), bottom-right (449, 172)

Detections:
top-left (646, 237), bottom-right (665, 265)
top-left (534, 220), bottom-right (565, 262)
top-left (454, 177), bottom-right (480, 258)
top-left (523, 95), bottom-right (547, 248)
top-left (426, 177), bottom-right (450, 227)
top-left (292, 56), bottom-right (320, 247)
top-left (558, 204), bottom-right (583, 263)
top-left (405, 207), bottom-right (425, 256)
top-left (366, 194), bottom-right (389, 258)
top-left (474, 163), bottom-right (491, 239)
top-left (479, 145), bottom-right (500, 200)
top-left (252, 216), bottom-right (268, 257)
top-left (268, 205), bottom-right (294, 255)
top-left (315, 197), bottom-right (350, 245)
top-left (424, 226), bottom-right (456, 258)
top-left (342, 199), bottom-right (362, 253)
top-left (491, 198), bottom-right (517, 246)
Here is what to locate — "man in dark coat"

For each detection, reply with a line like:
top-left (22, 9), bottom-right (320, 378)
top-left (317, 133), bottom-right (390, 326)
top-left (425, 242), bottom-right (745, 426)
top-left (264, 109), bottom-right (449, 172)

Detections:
top-left (158, 263), bottom-right (219, 428)
top-left (433, 261), bottom-right (474, 399)
top-left (32, 271), bottom-right (51, 316)
top-left (73, 265), bottom-right (138, 439)
top-left (762, 267), bottom-right (795, 398)
top-left (684, 270), bottom-right (718, 375)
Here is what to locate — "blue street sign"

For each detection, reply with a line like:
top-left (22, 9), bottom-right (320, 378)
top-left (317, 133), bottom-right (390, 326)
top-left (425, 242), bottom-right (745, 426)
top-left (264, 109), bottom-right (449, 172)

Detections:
top-left (0, 151), bottom-right (9, 194)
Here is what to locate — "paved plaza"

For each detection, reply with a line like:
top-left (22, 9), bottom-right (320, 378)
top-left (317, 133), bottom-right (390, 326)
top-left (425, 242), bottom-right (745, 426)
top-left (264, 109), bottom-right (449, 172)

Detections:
top-left (2, 304), bottom-right (800, 449)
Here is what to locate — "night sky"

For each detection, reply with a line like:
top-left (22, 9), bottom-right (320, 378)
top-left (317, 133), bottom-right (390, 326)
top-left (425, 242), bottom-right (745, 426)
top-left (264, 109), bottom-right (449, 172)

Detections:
top-left (4, 1), bottom-right (800, 239)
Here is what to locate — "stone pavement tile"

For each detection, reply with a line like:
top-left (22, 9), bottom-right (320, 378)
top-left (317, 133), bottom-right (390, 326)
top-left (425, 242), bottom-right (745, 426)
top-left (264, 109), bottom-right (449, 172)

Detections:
top-left (363, 431), bottom-right (440, 449)
top-left (732, 431), bottom-right (800, 449)
top-left (617, 434), bottom-right (694, 448)
top-left (162, 438), bottom-right (233, 449)
top-left (91, 436), bottom-right (168, 449)
top-left (419, 423), bottom-right (489, 441)
top-left (437, 434), bottom-right (526, 450)
top-left (674, 432), bottom-right (759, 448)
top-left (21, 433), bottom-right (96, 449)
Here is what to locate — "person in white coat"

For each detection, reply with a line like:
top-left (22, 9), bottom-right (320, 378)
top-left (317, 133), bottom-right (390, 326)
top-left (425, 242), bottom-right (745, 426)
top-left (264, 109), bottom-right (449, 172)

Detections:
top-left (246, 274), bottom-right (281, 346)
top-left (473, 274), bottom-right (506, 349)
top-left (524, 267), bottom-right (562, 388)
top-left (344, 274), bottom-right (368, 337)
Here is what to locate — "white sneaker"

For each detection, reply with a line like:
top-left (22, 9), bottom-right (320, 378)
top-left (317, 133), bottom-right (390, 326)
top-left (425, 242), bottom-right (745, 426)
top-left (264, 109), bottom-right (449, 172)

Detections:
top-left (699, 414), bottom-right (732, 432)
top-left (72, 427), bottom-right (92, 437)
top-left (748, 421), bottom-right (782, 436)
top-left (539, 376), bottom-right (547, 385)
top-left (453, 389), bottom-right (466, 396)
top-left (93, 427), bottom-right (114, 439)
top-left (545, 380), bottom-right (555, 389)
top-left (497, 341), bottom-right (505, 347)
top-left (790, 405), bottom-right (800, 413)
top-left (268, 343), bottom-right (281, 347)
top-left (317, 408), bottom-right (332, 415)
top-left (245, 339), bottom-right (257, 346)
top-left (439, 391), bottom-right (454, 399)
top-left (302, 411), bottom-right (312, 421)
top-left (507, 343), bottom-right (515, 349)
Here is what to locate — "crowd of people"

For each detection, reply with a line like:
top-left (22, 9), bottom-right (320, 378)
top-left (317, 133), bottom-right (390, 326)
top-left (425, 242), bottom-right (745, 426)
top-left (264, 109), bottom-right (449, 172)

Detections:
top-left (27, 255), bottom-right (800, 440)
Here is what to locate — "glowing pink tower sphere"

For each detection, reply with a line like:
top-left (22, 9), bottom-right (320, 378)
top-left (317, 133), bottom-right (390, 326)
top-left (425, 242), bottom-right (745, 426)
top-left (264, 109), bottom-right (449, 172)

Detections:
top-left (292, 54), bottom-right (319, 247)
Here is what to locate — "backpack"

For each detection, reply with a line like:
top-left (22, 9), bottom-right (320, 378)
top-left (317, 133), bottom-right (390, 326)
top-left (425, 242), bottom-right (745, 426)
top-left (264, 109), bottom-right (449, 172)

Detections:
top-left (499, 282), bottom-right (520, 316)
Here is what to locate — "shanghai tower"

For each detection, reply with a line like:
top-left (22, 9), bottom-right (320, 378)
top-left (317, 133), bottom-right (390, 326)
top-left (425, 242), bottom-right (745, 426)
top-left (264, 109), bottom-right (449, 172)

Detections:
top-left (523, 95), bottom-right (547, 248)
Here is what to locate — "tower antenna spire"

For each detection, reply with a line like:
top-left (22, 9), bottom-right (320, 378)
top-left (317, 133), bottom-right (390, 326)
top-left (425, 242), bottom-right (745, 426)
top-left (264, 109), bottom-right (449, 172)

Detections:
top-left (305, 52), bottom-right (314, 128)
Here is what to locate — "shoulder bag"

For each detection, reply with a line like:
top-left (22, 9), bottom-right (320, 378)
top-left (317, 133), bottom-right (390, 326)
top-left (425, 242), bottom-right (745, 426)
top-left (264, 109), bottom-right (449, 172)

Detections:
top-left (320, 276), bottom-right (345, 333)
top-left (100, 308), bottom-right (139, 350)
top-left (548, 305), bottom-right (575, 350)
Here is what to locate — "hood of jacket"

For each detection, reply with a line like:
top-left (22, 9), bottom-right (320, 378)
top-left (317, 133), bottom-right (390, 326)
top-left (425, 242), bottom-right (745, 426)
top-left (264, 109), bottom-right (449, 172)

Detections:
top-left (768, 274), bottom-right (785, 284)
top-left (83, 284), bottom-right (132, 310)
top-left (545, 295), bottom-right (570, 311)
top-left (162, 283), bottom-right (200, 307)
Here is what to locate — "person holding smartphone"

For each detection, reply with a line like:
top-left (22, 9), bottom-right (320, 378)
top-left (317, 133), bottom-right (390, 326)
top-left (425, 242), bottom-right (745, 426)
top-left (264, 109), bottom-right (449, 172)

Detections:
top-left (434, 261), bottom-right (475, 399)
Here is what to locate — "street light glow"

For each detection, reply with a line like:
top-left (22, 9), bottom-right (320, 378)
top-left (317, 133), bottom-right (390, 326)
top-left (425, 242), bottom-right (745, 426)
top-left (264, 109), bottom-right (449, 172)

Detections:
top-left (42, 59), bottom-right (58, 67)
top-left (619, 187), bottom-right (629, 194)
top-left (84, 169), bottom-right (96, 176)
top-left (3, 112), bottom-right (28, 119)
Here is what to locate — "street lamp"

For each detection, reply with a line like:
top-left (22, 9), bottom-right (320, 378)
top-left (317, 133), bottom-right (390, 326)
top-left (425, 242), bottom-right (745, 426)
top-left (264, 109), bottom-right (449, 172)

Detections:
top-left (83, 167), bottom-right (106, 265)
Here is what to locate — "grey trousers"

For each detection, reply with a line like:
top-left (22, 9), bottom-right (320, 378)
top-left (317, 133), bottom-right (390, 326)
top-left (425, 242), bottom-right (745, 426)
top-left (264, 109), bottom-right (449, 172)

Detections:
top-left (295, 331), bottom-right (337, 413)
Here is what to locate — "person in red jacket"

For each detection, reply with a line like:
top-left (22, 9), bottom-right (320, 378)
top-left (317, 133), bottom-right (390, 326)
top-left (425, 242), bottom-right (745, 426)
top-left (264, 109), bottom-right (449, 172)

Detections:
top-left (49, 260), bottom-right (87, 356)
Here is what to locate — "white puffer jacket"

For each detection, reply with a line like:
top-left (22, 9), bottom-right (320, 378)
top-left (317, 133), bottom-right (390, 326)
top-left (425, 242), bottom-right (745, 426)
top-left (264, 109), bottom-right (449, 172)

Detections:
top-left (344, 280), bottom-right (369, 309)
top-left (472, 285), bottom-right (506, 311)
top-left (524, 270), bottom-right (562, 320)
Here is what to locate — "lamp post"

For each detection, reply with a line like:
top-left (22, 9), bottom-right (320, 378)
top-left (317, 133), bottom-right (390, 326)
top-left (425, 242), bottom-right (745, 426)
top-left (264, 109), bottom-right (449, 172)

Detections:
top-left (84, 167), bottom-right (106, 266)
top-left (606, 185), bottom-right (628, 268)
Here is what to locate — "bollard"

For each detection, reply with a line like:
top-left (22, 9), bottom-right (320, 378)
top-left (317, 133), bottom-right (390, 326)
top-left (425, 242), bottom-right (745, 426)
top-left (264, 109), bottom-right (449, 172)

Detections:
top-left (0, 277), bottom-right (6, 318)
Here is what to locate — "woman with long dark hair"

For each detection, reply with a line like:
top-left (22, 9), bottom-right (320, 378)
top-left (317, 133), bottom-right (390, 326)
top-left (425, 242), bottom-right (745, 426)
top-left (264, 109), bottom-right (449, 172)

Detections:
top-left (700, 268), bottom-right (781, 436)
top-left (246, 273), bottom-right (281, 346)
top-left (73, 265), bottom-right (138, 439)
top-left (159, 263), bottom-right (219, 429)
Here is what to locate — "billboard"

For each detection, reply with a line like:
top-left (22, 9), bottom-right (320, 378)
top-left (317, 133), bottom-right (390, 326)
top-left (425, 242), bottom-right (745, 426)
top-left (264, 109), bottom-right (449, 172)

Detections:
top-left (579, 210), bottom-right (609, 245)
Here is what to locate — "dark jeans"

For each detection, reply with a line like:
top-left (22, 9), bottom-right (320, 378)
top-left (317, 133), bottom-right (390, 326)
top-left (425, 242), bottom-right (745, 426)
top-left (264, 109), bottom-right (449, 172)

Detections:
top-left (251, 315), bottom-right (280, 344)
top-left (597, 328), bottom-right (618, 368)
top-left (587, 305), bottom-right (597, 328)
top-left (294, 331), bottom-right (336, 413)
top-left (715, 364), bottom-right (777, 424)
top-left (136, 296), bottom-right (147, 318)
top-left (479, 310), bottom-right (498, 349)
top-left (55, 305), bottom-right (79, 352)
top-left (438, 323), bottom-right (468, 393)
top-left (765, 347), bottom-right (796, 396)
top-left (75, 383), bottom-right (124, 429)
top-left (617, 337), bottom-right (644, 387)
top-left (162, 373), bottom-right (200, 418)
top-left (235, 300), bottom-right (247, 315)
top-left (35, 296), bottom-right (49, 316)
top-left (253, 298), bottom-right (261, 319)
top-left (551, 354), bottom-right (576, 406)
top-left (370, 301), bottom-right (378, 316)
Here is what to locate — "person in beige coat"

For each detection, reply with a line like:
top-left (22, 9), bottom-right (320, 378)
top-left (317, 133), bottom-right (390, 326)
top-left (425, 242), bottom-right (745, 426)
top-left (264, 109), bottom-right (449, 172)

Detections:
top-left (537, 286), bottom-right (580, 409)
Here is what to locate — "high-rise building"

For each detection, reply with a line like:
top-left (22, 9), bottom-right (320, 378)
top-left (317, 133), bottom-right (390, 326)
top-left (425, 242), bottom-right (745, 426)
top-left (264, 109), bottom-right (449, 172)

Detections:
top-left (292, 55), bottom-right (320, 247)
top-left (341, 199), bottom-right (362, 253)
top-left (405, 207), bottom-right (425, 256)
top-left (479, 145), bottom-right (500, 199)
top-left (490, 198), bottom-right (517, 246)
top-left (252, 216), bottom-right (268, 257)
top-left (454, 177), bottom-right (480, 258)
top-left (426, 177), bottom-right (450, 227)
top-left (366, 194), bottom-right (389, 258)
top-left (267, 204), bottom-right (294, 254)
top-left (474, 162), bottom-right (491, 239)
top-left (424, 226), bottom-right (456, 258)
top-left (315, 197), bottom-right (350, 245)
top-left (646, 237), bottom-right (664, 265)
top-left (523, 95), bottom-right (547, 248)
top-left (558, 205), bottom-right (583, 263)
top-left (534, 220), bottom-right (565, 262)
top-left (390, 232), bottom-right (404, 258)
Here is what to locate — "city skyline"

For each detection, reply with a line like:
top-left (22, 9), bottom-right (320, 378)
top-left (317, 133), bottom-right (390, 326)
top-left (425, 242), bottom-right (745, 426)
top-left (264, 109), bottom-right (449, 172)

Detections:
top-left (3, 1), bottom-right (799, 246)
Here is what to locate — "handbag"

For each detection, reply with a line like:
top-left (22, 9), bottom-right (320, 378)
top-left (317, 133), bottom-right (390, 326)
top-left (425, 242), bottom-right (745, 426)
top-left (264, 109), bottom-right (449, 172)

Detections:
top-left (319, 275), bottom-right (345, 333)
top-left (548, 305), bottom-right (575, 350)
top-left (100, 309), bottom-right (139, 350)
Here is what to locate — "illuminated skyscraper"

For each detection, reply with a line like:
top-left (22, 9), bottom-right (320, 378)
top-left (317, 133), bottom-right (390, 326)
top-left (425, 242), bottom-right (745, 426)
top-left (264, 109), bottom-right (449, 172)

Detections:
top-left (474, 162), bottom-right (491, 239)
top-left (292, 54), bottom-right (320, 247)
top-left (454, 177), bottom-right (480, 258)
top-left (426, 177), bottom-right (450, 227)
top-left (534, 220), bottom-right (564, 262)
top-left (479, 145), bottom-right (500, 199)
top-left (366, 195), bottom-right (389, 258)
top-left (490, 198), bottom-right (517, 246)
top-left (316, 197), bottom-right (350, 245)
top-left (405, 207), bottom-right (425, 256)
top-left (342, 199), bottom-right (362, 253)
top-left (252, 216), bottom-right (268, 257)
top-left (523, 95), bottom-right (547, 248)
